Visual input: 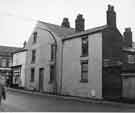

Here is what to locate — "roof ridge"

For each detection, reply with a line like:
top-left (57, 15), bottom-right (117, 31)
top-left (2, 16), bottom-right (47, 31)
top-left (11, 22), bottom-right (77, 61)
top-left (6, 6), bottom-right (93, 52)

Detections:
top-left (63, 24), bottom-right (108, 40)
top-left (38, 20), bottom-right (75, 30)
top-left (85, 24), bottom-right (108, 31)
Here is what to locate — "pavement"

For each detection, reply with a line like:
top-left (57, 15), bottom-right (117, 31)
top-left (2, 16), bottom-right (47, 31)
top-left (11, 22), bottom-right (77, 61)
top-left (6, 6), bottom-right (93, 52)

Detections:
top-left (6, 87), bottom-right (135, 108)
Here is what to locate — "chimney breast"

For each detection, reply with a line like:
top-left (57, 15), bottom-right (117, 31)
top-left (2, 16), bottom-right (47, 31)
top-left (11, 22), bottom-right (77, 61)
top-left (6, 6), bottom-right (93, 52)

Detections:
top-left (61, 18), bottom-right (70, 28)
top-left (107, 5), bottom-right (116, 27)
top-left (123, 27), bottom-right (132, 47)
top-left (75, 14), bottom-right (85, 32)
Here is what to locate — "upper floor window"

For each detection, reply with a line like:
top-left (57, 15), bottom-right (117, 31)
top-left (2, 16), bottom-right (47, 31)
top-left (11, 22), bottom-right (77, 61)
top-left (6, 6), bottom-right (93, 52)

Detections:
top-left (31, 50), bottom-right (36, 63)
top-left (9, 59), bottom-right (12, 67)
top-left (128, 55), bottom-right (135, 64)
top-left (82, 36), bottom-right (88, 56)
top-left (6, 60), bottom-right (9, 67)
top-left (33, 32), bottom-right (37, 44)
top-left (2, 59), bottom-right (7, 67)
top-left (50, 44), bottom-right (56, 61)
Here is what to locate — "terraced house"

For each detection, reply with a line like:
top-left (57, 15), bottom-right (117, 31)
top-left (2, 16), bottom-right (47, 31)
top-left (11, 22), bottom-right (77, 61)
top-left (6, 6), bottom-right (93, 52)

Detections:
top-left (25, 18), bottom-right (75, 93)
top-left (24, 5), bottom-right (135, 100)
top-left (61, 5), bottom-right (123, 99)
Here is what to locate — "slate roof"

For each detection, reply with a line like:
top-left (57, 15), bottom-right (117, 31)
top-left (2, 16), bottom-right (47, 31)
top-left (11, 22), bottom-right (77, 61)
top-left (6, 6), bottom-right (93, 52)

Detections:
top-left (38, 21), bottom-right (75, 37)
top-left (0, 46), bottom-right (21, 56)
top-left (12, 48), bottom-right (27, 54)
top-left (63, 25), bottom-right (108, 40)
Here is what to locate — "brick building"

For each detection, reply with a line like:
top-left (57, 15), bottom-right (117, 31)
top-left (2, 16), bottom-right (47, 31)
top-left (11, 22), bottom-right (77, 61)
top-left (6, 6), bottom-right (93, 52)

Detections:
top-left (121, 28), bottom-right (135, 99)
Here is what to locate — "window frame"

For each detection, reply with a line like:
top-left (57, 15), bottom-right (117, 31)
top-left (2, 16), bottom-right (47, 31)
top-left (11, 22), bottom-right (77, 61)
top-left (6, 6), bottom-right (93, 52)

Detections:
top-left (49, 65), bottom-right (55, 83)
top-left (30, 68), bottom-right (35, 82)
top-left (2, 59), bottom-right (7, 67)
top-left (33, 32), bottom-right (37, 44)
top-left (50, 44), bottom-right (56, 61)
top-left (80, 60), bottom-right (88, 83)
top-left (81, 36), bottom-right (88, 57)
top-left (31, 50), bottom-right (36, 63)
top-left (128, 54), bottom-right (135, 64)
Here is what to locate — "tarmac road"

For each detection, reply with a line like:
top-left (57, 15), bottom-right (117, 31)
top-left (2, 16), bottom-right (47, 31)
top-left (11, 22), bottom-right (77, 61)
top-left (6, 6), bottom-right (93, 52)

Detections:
top-left (1, 90), bottom-right (135, 112)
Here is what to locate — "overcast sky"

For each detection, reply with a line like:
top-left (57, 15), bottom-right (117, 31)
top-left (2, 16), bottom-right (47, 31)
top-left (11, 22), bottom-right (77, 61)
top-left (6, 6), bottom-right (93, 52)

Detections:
top-left (0, 0), bottom-right (134, 47)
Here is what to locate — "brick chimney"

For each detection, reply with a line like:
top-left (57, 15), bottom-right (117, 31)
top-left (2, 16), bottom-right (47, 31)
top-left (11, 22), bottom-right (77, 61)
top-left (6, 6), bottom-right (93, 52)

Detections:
top-left (75, 14), bottom-right (85, 32)
top-left (123, 28), bottom-right (132, 47)
top-left (107, 5), bottom-right (116, 27)
top-left (61, 18), bottom-right (70, 28)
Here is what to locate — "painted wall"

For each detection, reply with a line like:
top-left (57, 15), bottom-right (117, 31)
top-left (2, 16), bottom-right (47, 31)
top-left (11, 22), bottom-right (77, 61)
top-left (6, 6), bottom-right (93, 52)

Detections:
top-left (12, 51), bottom-right (27, 87)
top-left (25, 22), bottom-right (61, 92)
top-left (61, 32), bottom-right (102, 99)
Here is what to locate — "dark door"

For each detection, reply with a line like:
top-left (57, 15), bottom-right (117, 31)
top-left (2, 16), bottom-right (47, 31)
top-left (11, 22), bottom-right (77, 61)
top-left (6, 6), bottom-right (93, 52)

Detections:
top-left (39, 68), bottom-right (44, 92)
top-left (102, 67), bottom-right (122, 100)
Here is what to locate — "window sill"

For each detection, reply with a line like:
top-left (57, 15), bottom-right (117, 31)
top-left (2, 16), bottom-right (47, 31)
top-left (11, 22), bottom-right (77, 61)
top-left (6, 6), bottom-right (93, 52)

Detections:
top-left (80, 55), bottom-right (88, 57)
top-left (31, 62), bottom-right (35, 64)
top-left (48, 60), bottom-right (55, 65)
top-left (80, 80), bottom-right (88, 83)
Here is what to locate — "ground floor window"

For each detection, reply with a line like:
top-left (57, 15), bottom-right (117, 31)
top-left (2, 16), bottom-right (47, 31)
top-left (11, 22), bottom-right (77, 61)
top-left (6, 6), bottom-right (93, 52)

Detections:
top-left (80, 60), bottom-right (88, 82)
top-left (12, 66), bottom-right (21, 87)
top-left (49, 65), bottom-right (55, 83)
top-left (30, 68), bottom-right (35, 82)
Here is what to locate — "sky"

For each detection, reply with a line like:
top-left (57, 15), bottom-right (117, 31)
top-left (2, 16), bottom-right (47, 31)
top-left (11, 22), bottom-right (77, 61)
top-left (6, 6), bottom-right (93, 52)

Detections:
top-left (0, 0), bottom-right (135, 47)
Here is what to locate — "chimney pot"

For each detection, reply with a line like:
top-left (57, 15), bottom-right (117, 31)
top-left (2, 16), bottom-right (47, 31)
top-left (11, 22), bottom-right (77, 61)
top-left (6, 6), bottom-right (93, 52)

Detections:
top-left (108, 5), bottom-right (111, 11)
top-left (61, 17), bottom-right (70, 28)
top-left (107, 5), bottom-right (116, 27)
top-left (75, 14), bottom-right (85, 32)
top-left (125, 28), bottom-right (131, 32)
top-left (123, 27), bottom-right (132, 47)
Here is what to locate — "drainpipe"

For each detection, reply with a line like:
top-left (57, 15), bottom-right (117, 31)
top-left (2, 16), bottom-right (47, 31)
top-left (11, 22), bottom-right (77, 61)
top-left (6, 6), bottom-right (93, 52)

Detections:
top-left (37, 27), bottom-right (57, 94)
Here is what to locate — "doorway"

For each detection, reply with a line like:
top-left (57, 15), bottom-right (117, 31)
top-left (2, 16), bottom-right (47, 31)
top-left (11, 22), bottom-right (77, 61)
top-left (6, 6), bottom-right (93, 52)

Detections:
top-left (39, 68), bottom-right (44, 92)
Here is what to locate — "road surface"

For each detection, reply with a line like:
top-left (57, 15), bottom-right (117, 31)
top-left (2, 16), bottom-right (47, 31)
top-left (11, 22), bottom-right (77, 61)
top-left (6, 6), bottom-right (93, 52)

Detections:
top-left (0, 90), bottom-right (135, 112)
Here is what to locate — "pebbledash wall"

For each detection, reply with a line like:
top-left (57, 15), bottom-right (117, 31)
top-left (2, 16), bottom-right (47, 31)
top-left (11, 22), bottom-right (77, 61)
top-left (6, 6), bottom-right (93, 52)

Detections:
top-left (61, 32), bottom-right (103, 99)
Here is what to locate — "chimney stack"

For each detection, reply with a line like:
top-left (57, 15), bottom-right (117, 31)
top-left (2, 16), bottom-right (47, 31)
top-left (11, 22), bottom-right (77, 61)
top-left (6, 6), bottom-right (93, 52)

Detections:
top-left (75, 14), bottom-right (85, 32)
top-left (107, 5), bottom-right (116, 27)
top-left (123, 28), bottom-right (132, 47)
top-left (61, 18), bottom-right (70, 28)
